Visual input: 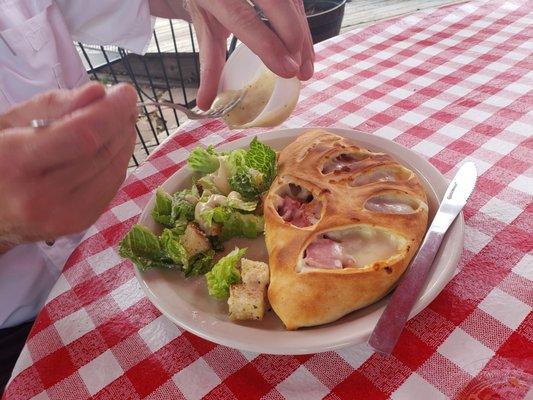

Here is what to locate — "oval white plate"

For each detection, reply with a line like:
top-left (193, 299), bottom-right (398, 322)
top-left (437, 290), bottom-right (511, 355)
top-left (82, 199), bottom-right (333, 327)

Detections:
top-left (135, 128), bottom-right (463, 355)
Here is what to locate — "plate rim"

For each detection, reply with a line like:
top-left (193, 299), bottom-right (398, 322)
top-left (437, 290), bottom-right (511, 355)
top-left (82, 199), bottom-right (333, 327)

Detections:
top-left (134, 127), bottom-right (464, 355)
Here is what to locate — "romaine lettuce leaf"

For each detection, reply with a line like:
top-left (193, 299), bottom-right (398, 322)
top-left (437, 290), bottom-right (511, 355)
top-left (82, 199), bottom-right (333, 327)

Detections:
top-left (172, 218), bottom-right (188, 235)
top-left (160, 229), bottom-right (189, 267)
top-left (205, 247), bottom-right (246, 299)
top-left (118, 225), bottom-right (173, 271)
top-left (171, 189), bottom-right (197, 222)
top-left (229, 170), bottom-right (263, 200)
top-left (226, 191), bottom-right (257, 211)
top-left (246, 137), bottom-right (276, 182)
top-left (197, 175), bottom-right (222, 195)
top-left (152, 188), bottom-right (173, 227)
top-left (210, 156), bottom-right (232, 195)
top-left (187, 145), bottom-right (220, 174)
top-left (219, 212), bottom-right (264, 241)
top-left (228, 137), bottom-right (276, 200)
top-left (204, 205), bottom-right (264, 241)
top-left (185, 249), bottom-right (216, 277)
top-left (226, 149), bottom-right (247, 176)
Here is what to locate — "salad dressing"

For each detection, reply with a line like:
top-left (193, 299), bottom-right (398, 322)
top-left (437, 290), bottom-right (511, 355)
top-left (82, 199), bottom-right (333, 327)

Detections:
top-left (213, 70), bottom-right (276, 128)
top-left (195, 194), bottom-right (227, 234)
top-left (211, 156), bottom-right (231, 195)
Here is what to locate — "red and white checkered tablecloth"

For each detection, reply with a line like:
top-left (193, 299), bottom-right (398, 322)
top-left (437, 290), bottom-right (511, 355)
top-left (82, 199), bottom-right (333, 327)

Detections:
top-left (4, 0), bottom-right (532, 398)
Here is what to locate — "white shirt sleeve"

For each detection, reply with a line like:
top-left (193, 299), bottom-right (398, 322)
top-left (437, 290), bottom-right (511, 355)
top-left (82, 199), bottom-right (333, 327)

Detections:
top-left (54, 0), bottom-right (155, 54)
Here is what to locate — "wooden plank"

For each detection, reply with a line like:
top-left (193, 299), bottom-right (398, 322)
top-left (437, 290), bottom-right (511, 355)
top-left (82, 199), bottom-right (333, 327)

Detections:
top-left (146, 0), bottom-right (467, 53)
top-left (340, 0), bottom-right (467, 32)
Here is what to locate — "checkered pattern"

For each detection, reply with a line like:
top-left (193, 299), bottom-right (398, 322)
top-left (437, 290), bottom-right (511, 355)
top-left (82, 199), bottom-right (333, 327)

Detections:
top-left (4, 0), bottom-right (532, 399)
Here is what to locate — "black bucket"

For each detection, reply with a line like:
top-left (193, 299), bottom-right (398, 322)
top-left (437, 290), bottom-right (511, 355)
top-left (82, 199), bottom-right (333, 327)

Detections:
top-left (305, 0), bottom-right (347, 44)
top-left (228, 1), bottom-right (347, 54)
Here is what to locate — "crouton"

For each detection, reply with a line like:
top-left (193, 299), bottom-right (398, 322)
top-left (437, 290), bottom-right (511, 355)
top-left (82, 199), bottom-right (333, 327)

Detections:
top-left (241, 258), bottom-right (270, 286)
top-left (181, 223), bottom-right (210, 257)
top-left (228, 284), bottom-right (266, 321)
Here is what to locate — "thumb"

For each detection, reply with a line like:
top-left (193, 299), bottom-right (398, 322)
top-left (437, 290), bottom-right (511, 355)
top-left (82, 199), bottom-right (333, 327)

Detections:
top-left (196, 33), bottom-right (227, 110)
top-left (2, 82), bottom-right (106, 128)
top-left (189, 3), bottom-right (228, 111)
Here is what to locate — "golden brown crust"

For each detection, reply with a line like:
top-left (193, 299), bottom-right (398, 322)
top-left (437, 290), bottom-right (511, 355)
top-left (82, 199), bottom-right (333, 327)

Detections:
top-left (264, 129), bottom-right (428, 330)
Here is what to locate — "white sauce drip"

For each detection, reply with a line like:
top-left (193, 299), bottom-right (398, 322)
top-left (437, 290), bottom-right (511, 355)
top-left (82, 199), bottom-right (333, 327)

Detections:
top-left (213, 70), bottom-right (276, 128)
top-left (211, 156), bottom-right (231, 195)
top-left (194, 194), bottom-right (227, 234)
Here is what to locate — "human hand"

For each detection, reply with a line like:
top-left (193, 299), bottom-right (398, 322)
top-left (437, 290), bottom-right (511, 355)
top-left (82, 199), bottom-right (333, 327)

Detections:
top-left (187, 0), bottom-right (315, 110)
top-left (0, 82), bottom-right (138, 253)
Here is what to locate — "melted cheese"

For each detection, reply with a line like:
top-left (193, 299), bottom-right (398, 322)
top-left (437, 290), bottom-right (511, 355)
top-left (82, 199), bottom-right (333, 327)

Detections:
top-left (351, 166), bottom-right (412, 186)
top-left (365, 195), bottom-right (418, 214)
top-left (325, 228), bottom-right (403, 267)
top-left (299, 226), bottom-right (406, 271)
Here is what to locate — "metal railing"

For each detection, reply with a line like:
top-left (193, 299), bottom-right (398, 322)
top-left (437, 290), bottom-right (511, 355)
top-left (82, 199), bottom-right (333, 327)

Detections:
top-left (76, 20), bottom-right (203, 168)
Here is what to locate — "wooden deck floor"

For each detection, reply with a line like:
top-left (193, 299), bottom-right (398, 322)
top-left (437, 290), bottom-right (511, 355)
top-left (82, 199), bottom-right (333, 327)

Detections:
top-left (146, 0), bottom-right (465, 54)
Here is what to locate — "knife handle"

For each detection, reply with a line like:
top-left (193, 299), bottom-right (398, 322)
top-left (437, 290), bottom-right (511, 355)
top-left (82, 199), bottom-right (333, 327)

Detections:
top-left (368, 229), bottom-right (444, 355)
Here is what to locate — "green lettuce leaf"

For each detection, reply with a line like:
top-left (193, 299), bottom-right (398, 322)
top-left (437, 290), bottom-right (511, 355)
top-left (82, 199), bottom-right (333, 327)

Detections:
top-left (152, 188), bottom-right (173, 227)
top-left (226, 191), bottom-right (257, 211)
top-left (205, 247), bottom-right (246, 299)
top-left (203, 205), bottom-right (264, 241)
top-left (172, 218), bottom-right (188, 235)
top-left (229, 170), bottom-right (263, 200)
top-left (160, 229), bottom-right (189, 267)
top-left (226, 149), bottom-right (247, 176)
top-left (118, 225), bottom-right (173, 271)
top-left (187, 145), bottom-right (220, 174)
top-left (171, 189), bottom-right (197, 223)
top-left (228, 137), bottom-right (276, 200)
top-left (184, 249), bottom-right (216, 277)
top-left (197, 175), bottom-right (222, 195)
top-left (211, 206), bottom-right (232, 223)
top-left (246, 137), bottom-right (276, 183)
top-left (219, 212), bottom-right (264, 241)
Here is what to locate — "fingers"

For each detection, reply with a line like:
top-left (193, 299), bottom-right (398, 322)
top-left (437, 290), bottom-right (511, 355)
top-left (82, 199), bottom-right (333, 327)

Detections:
top-left (1, 82), bottom-right (106, 128)
top-left (25, 83), bottom-right (138, 173)
top-left (43, 138), bottom-right (133, 237)
top-left (44, 117), bottom-right (135, 193)
top-left (189, 2), bottom-right (229, 110)
top-left (199, 0), bottom-right (300, 79)
top-left (51, 141), bottom-right (131, 236)
top-left (253, 0), bottom-right (304, 64)
top-left (66, 136), bottom-right (133, 235)
top-left (218, 0), bottom-right (315, 80)
top-left (1, 83), bottom-right (138, 240)
top-left (292, 0), bottom-right (315, 80)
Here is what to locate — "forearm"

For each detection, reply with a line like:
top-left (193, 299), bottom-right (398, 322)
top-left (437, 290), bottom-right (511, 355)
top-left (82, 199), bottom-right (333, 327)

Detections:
top-left (149, 0), bottom-right (191, 21)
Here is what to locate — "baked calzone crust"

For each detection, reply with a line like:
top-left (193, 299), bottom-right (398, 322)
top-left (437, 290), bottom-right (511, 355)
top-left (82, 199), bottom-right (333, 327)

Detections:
top-left (264, 129), bottom-right (428, 330)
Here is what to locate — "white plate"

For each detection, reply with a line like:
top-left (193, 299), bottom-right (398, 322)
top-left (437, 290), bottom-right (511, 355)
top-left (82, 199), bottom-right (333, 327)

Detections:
top-left (135, 128), bottom-right (464, 355)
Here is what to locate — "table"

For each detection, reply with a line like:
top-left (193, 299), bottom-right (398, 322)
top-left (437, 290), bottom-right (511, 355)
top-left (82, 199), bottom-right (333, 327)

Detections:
top-left (4, 0), bottom-right (532, 399)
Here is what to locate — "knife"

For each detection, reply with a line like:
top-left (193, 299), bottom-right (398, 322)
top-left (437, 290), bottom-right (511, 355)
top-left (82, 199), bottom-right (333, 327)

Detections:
top-left (368, 162), bottom-right (477, 355)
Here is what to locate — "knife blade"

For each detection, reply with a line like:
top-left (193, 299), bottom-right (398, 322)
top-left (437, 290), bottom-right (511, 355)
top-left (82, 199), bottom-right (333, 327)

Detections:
top-left (368, 162), bottom-right (477, 355)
